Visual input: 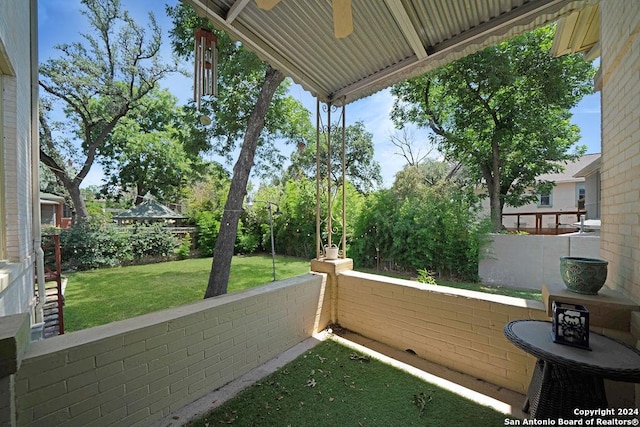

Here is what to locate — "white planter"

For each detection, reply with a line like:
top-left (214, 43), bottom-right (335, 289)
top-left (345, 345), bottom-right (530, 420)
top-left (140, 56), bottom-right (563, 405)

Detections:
top-left (324, 245), bottom-right (339, 260)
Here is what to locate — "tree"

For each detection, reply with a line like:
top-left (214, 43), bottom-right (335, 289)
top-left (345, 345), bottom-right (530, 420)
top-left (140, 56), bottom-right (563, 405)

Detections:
top-left (287, 121), bottom-right (382, 193)
top-left (391, 25), bottom-right (595, 231)
top-left (39, 0), bottom-right (176, 221)
top-left (392, 160), bottom-right (450, 199)
top-left (167, 4), bottom-right (313, 297)
top-left (389, 128), bottom-right (433, 167)
top-left (100, 89), bottom-right (202, 204)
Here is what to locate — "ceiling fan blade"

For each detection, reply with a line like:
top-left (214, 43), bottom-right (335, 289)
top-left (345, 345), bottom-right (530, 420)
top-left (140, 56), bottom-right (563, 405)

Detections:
top-left (333, 0), bottom-right (353, 38)
top-left (256, 0), bottom-right (281, 10)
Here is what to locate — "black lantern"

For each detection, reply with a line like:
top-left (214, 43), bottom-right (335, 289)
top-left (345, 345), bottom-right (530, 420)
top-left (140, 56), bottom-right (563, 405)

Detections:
top-left (551, 301), bottom-right (590, 350)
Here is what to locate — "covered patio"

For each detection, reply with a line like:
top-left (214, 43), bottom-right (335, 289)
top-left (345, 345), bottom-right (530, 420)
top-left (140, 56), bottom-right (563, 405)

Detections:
top-left (2, 0), bottom-right (639, 425)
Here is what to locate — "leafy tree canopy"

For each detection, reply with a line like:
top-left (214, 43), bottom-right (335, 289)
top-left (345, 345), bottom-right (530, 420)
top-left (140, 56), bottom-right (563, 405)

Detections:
top-left (391, 25), bottom-right (595, 231)
top-left (287, 121), bottom-right (382, 193)
top-left (99, 88), bottom-right (205, 205)
top-left (39, 0), bottom-right (177, 221)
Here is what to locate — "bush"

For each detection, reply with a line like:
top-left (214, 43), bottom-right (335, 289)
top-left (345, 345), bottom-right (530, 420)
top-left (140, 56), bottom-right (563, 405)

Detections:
top-left (195, 211), bottom-right (220, 256)
top-left (129, 224), bottom-right (178, 259)
top-left (176, 233), bottom-right (192, 260)
top-left (417, 268), bottom-right (437, 285)
top-left (58, 222), bottom-right (181, 270)
top-left (351, 183), bottom-right (489, 281)
top-left (59, 222), bottom-right (131, 270)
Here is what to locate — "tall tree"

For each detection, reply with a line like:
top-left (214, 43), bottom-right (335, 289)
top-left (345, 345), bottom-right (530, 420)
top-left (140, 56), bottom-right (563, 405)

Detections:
top-left (167, 4), bottom-right (312, 297)
top-left (39, 0), bottom-right (176, 221)
top-left (389, 128), bottom-right (434, 167)
top-left (392, 160), bottom-right (451, 199)
top-left (391, 25), bottom-right (595, 231)
top-left (100, 89), bottom-right (203, 204)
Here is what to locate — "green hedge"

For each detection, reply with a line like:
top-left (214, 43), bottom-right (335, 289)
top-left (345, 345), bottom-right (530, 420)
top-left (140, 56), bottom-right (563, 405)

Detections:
top-left (58, 222), bottom-right (179, 270)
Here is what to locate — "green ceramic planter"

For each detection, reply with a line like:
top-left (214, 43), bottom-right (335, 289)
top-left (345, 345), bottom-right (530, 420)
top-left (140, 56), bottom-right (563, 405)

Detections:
top-left (559, 256), bottom-right (608, 295)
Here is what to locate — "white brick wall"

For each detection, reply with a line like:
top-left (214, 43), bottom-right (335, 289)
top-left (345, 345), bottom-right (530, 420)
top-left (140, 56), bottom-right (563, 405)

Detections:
top-left (13, 274), bottom-right (326, 426)
top-left (599, 0), bottom-right (640, 302)
top-left (0, 0), bottom-right (36, 318)
top-left (336, 270), bottom-right (548, 394)
top-left (0, 0), bottom-right (34, 263)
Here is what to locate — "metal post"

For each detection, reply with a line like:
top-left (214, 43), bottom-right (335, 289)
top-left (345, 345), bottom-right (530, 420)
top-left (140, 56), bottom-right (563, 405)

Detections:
top-left (268, 203), bottom-right (276, 281)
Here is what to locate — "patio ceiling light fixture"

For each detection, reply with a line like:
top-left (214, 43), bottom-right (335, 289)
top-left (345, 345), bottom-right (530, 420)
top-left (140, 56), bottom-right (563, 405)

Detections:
top-left (256, 0), bottom-right (353, 38)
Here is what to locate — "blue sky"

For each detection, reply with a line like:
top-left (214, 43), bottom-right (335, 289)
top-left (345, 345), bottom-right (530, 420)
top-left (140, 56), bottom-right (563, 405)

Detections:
top-left (38, 0), bottom-right (602, 189)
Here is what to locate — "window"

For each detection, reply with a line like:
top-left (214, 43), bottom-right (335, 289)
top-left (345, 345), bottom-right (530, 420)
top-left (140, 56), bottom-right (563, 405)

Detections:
top-left (576, 183), bottom-right (586, 208)
top-left (538, 192), bottom-right (552, 207)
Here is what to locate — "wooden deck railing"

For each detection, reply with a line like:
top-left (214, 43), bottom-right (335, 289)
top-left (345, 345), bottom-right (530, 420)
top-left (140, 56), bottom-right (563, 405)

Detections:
top-left (502, 210), bottom-right (586, 235)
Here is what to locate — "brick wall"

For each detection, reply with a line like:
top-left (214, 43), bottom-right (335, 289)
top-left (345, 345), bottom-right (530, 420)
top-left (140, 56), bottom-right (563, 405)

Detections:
top-left (0, 0), bottom-right (34, 263)
top-left (13, 274), bottom-right (327, 426)
top-left (0, 0), bottom-right (36, 317)
top-left (336, 270), bottom-right (548, 394)
top-left (599, 0), bottom-right (640, 303)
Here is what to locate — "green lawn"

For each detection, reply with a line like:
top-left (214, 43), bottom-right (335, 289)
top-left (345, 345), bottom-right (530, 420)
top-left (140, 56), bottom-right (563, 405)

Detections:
top-left (188, 339), bottom-right (514, 427)
top-left (356, 268), bottom-right (542, 301)
top-left (63, 255), bottom-right (311, 332)
top-left (64, 256), bottom-right (540, 332)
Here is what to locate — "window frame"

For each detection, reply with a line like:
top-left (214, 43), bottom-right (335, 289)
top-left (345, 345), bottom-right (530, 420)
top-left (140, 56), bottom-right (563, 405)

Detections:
top-left (538, 191), bottom-right (552, 207)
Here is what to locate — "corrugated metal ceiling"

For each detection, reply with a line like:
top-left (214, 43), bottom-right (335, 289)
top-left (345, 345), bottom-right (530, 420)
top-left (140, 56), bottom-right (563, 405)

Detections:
top-left (184, 0), bottom-right (594, 105)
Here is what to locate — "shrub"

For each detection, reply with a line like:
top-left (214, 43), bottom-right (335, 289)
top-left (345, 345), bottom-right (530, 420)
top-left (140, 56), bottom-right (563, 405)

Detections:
top-left (195, 211), bottom-right (220, 256)
top-left (129, 224), bottom-right (178, 259)
top-left (59, 222), bottom-right (130, 270)
top-left (176, 233), bottom-right (192, 260)
top-left (351, 182), bottom-right (489, 281)
top-left (58, 222), bottom-right (181, 270)
top-left (417, 268), bottom-right (438, 285)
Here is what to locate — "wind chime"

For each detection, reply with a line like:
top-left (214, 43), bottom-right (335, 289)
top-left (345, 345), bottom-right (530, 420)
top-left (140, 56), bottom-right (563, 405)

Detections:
top-left (193, 28), bottom-right (218, 125)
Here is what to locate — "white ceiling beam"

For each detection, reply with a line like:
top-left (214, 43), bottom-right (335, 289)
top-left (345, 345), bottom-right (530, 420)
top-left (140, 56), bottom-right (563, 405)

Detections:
top-left (226, 0), bottom-right (252, 23)
top-left (384, 0), bottom-right (427, 59)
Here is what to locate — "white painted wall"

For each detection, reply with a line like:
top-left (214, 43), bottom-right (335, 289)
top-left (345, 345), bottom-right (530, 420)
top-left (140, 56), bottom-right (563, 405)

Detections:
top-left (479, 233), bottom-right (601, 289)
top-left (0, 0), bottom-right (36, 317)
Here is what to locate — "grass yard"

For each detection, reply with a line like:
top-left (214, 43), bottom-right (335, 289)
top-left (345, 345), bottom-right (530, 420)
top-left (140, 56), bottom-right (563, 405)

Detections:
top-left (356, 268), bottom-right (542, 301)
top-left (63, 255), bottom-right (310, 332)
top-left (64, 257), bottom-right (541, 332)
top-left (188, 339), bottom-right (514, 427)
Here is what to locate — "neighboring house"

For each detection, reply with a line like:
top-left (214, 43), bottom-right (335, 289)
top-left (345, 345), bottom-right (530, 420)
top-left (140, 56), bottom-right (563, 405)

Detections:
top-left (40, 192), bottom-right (72, 229)
top-left (573, 154), bottom-right (601, 219)
top-left (479, 153), bottom-right (600, 232)
top-left (0, 0), bottom-right (41, 322)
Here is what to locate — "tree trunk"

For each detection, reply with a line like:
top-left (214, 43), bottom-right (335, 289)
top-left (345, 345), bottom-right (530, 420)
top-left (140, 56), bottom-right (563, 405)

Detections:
top-left (204, 66), bottom-right (285, 298)
top-left (489, 135), bottom-right (502, 232)
top-left (68, 182), bottom-right (89, 223)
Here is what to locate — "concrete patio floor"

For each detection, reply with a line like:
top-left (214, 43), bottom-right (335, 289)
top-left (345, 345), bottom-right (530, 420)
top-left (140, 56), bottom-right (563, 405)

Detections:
top-left (155, 329), bottom-right (527, 426)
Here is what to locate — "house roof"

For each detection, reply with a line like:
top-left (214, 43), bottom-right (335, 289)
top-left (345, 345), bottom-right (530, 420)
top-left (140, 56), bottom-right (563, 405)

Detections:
top-left (184, 0), bottom-right (594, 106)
top-left (537, 153), bottom-right (601, 183)
top-left (113, 199), bottom-right (186, 220)
top-left (573, 154), bottom-right (600, 177)
top-left (40, 192), bottom-right (65, 205)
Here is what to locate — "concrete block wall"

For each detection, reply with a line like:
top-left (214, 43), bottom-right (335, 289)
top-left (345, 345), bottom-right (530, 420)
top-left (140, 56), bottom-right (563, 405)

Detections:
top-left (12, 274), bottom-right (326, 426)
top-left (336, 270), bottom-right (548, 394)
top-left (599, 0), bottom-right (640, 304)
top-left (479, 233), bottom-right (600, 289)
